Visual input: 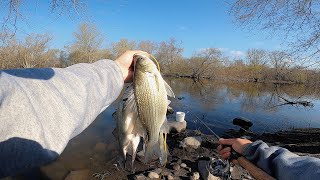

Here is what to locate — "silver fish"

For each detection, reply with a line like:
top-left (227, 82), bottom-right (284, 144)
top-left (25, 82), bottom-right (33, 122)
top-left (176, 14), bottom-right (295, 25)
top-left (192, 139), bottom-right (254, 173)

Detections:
top-left (133, 54), bottom-right (175, 165)
top-left (113, 85), bottom-right (143, 169)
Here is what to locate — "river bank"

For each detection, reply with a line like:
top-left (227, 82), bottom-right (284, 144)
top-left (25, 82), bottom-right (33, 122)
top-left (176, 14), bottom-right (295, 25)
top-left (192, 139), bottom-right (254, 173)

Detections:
top-left (40, 127), bottom-right (319, 180)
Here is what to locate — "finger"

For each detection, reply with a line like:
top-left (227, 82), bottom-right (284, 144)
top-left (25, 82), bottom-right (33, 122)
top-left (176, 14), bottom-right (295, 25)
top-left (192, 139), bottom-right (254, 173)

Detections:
top-left (221, 152), bottom-right (231, 160)
top-left (219, 138), bottom-right (236, 146)
top-left (217, 144), bottom-right (223, 151)
top-left (220, 147), bottom-right (231, 155)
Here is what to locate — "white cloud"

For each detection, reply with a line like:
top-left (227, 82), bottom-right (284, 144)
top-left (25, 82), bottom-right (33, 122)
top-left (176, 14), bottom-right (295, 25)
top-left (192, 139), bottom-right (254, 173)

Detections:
top-left (177, 25), bottom-right (188, 31)
top-left (229, 50), bottom-right (245, 58)
top-left (195, 47), bottom-right (245, 58)
top-left (218, 47), bottom-right (245, 58)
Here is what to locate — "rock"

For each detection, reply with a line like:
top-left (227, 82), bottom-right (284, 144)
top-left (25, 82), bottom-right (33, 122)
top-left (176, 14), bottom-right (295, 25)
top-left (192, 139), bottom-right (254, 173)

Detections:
top-left (190, 172), bottom-right (200, 180)
top-left (177, 159), bottom-right (182, 164)
top-left (94, 142), bottom-right (107, 152)
top-left (230, 165), bottom-right (253, 179)
top-left (178, 97), bottom-right (185, 100)
top-left (135, 174), bottom-right (147, 180)
top-left (180, 136), bottom-right (202, 149)
top-left (148, 171), bottom-right (159, 179)
top-left (137, 150), bottom-right (144, 157)
top-left (167, 175), bottom-right (174, 180)
top-left (162, 171), bottom-right (172, 176)
top-left (173, 164), bottom-right (181, 171)
top-left (198, 160), bottom-right (221, 180)
top-left (233, 117), bottom-right (253, 129)
top-left (153, 168), bottom-right (162, 174)
top-left (167, 119), bottom-right (187, 133)
top-left (181, 163), bottom-right (187, 168)
top-left (64, 169), bottom-right (90, 180)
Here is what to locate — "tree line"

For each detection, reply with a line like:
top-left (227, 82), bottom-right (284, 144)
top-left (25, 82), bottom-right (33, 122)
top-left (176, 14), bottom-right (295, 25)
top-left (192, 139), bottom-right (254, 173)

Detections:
top-left (1, 23), bottom-right (319, 85)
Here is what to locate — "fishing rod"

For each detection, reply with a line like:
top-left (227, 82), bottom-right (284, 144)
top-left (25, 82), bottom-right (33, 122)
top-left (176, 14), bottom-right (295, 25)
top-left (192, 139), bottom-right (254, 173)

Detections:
top-left (190, 113), bottom-right (275, 180)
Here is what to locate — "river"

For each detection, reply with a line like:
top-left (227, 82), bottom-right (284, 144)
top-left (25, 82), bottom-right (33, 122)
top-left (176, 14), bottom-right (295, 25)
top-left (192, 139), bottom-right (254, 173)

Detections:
top-left (42, 78), bottom-right (320, 179)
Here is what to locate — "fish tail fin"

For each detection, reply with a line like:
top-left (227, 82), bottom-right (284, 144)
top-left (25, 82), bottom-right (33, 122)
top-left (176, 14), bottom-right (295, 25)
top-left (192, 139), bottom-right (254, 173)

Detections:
top-left (144, 139), bottom-right (159, 164)
top-left (144, 132), bottom-right (168, 166)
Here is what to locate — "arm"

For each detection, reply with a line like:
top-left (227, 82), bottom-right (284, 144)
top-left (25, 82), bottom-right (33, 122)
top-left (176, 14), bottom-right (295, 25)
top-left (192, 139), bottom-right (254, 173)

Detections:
top-left (0, 50), bottom-right (148, 177)
top-left (244, 140), bottom-right (320, 180)
top-left (218, 138), bottom-right (320, 180)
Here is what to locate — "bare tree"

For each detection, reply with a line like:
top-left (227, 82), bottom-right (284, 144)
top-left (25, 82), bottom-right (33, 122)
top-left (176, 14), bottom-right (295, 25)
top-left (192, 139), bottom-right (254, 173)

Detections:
top-left (189, 48), bottom-right (222, 79)
top-left (0, 33), bottom-right (59, 69)
top-left (137, 40), bottom-right (158, 55)
top-left (229, 0), bottom-right (320, 62)
top-left (246, 49), bottom-right (268, 81)
top-left (111, 39), bottom-right (136, 58)
top-left (156, 38), bottom-right (183, 73)
top-left (269, 51), bottom-right (292, 81)
top-left (0, 0), bottom-right (85, 32)
top-left (68, 22), bottom-right (104, 64)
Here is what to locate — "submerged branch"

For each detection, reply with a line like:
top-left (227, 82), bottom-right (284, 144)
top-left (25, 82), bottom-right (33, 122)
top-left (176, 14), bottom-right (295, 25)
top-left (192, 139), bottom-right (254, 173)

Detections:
top-left (277, 96), bottom-right (314, 107)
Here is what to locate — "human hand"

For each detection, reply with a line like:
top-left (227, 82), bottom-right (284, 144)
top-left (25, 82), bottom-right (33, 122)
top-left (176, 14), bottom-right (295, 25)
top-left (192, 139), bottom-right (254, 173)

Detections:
top-left (217, 138), bottom-right (252, 160)
top-left (115, 50), bottom-right (149, 83)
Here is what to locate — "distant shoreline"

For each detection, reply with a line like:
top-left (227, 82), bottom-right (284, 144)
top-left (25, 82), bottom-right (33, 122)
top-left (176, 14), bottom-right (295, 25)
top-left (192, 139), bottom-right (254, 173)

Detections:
top-left (163, 74), bottom-right (318, 85)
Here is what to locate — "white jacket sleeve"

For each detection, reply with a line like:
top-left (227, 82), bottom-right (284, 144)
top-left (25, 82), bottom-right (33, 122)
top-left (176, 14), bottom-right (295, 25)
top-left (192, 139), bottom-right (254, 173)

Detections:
top-left (0, 60), bottom-right (124, 177)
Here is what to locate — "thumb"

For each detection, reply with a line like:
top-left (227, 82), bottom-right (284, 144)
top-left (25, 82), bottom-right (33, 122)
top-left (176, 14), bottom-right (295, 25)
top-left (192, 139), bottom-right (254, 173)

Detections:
top-left (219, 138), bottom-right (236, 146)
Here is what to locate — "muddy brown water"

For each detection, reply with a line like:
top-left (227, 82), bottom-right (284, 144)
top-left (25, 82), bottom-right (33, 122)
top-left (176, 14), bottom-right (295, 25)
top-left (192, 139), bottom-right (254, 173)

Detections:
top-left (41, 78), bottom-right (320, 179)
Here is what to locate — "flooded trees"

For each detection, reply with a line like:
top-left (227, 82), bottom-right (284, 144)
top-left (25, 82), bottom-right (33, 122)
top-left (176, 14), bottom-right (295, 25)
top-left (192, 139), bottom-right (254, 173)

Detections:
top-left (246, 49), bottom-right (268, 82)
top-left (189, 48), bottom-right (222, 79)
top-left (269, 51), bottom-right (292, 82)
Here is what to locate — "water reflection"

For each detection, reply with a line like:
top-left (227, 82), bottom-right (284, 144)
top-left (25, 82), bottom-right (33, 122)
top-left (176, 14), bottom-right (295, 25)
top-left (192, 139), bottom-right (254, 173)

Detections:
top-left (165, 78), bottom-right (320, 134)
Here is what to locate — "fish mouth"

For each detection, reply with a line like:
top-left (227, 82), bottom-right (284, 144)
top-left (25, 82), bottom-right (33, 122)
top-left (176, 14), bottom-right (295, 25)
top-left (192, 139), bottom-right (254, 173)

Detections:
top-left (133, 53), bottom-right (150, 70)
top-left (133, 53), bottom-right (148, 62)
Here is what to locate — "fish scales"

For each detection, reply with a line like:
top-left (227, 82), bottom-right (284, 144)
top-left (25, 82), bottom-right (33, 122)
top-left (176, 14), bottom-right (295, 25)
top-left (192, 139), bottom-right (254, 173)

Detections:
top-left (133, 54), bottom-right (168, 164)
top-left (134, 72), bottom-right (166, 142)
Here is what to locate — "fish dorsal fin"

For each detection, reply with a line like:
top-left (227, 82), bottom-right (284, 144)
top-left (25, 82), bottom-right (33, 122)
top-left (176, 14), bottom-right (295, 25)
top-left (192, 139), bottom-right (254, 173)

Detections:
top-left (123, 84), bottom-right (137, 112)
top-left (163, 80), bottom-right (175, 98)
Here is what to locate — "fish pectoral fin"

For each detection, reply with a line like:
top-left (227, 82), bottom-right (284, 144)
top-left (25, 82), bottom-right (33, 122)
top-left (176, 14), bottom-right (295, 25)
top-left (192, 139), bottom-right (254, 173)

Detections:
top-left (164, 80), bottom-right (175, 98)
